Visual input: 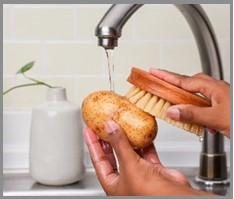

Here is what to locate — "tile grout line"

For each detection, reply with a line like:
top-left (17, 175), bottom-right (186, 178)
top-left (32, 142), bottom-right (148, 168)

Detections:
top-left (3, 74), bottom-right (129, 78)
top-left (3, 38), bottom-right (230, 44)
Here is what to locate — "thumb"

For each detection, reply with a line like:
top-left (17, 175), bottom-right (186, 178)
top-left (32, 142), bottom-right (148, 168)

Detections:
top-left (166, 104), bottom-right (214, 128)
top-left (104, 120), bottom-right (139, 170)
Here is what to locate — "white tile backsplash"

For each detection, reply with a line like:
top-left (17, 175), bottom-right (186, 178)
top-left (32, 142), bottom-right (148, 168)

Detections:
top-left (3, 42), bottom-right (44, 75)
top-left (3, 112), bottom-right (31, 146)
top-left (219, 39), bottom-right (231, 82)
top-left (46, 42), bottom-right (104, 75)
top-left (114, 41), bottom-right (161, 75)
top-left (161, 41), bottom-right (201, 76)
top-left (14, 7), bottom-right (75, 40)
top-left (202, 4), bottom-right (230, 39)
top-left (3, 6), bottom-right (12, 40)
top-left (76, 7), bottom-right (111, 41)
top-left (3, 4), bottom-right (230, 169)
top-left (133, 5), bottom-right (195, 41)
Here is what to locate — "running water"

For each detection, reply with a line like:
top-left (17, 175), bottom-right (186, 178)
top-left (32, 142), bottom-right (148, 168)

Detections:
top-left (105, 49), bottom-right (115, 92)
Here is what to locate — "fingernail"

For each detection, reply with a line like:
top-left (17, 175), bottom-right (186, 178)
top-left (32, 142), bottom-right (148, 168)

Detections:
top-left (167, 108), bottom-right (180, 120)
top-left (105, 120), bottom-right (119, 134)
top-left (207, 128), bottom-right (218, 134)
top-left (100, 140), bottom-right (112, 153)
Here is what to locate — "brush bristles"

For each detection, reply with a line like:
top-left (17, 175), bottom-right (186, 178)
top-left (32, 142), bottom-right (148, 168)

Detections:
top-left (125, 86), bottom-right (204, 136)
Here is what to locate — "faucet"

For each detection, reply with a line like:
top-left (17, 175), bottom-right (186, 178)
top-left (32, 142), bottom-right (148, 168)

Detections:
top-left (95, 4), bottom-right (229, 187)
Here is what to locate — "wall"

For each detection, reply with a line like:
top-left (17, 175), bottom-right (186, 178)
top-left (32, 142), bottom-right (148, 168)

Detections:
top-left (3, 4), bottom-right (230, 169)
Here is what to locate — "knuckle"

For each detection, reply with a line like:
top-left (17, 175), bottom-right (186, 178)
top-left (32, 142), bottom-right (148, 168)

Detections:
top-left (181, 105), bottom-right (194, 121)
top-left (177, 76), bottom-right (188, 87)
top-left (193, 72), bottom-right (205, 78)
top-left (91, 155), bottom-right (108, 167)
top-left (193, 72), bottom-right (211, 80)
top-left (151, 165), bottom-right (164, 177)
top-left (109, 129), bottom-right (125, 145)
top-left (93, 153), bottom-right (108, 165)
top-left (177, 78), bottom-right (183, 87)
top-left (182, 77), bottom-right (195, 89)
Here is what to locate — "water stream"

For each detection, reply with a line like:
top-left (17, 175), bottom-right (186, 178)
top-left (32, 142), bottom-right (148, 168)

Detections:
top-left (105, 49), bottom-right (115, 92)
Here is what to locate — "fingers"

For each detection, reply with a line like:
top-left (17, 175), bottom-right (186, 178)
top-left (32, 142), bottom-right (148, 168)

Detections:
top-left (166, 104), bottom-right (217, 128)
top-left (141, 143), bottom-right (162, 165)
top-left (149, 68), bottom-right (214, 98)
top-left (83, 127), bottom-right (118, 190)
top-left (149, 68), bottom-right (189, 86)
top-left (104, 120), bottom-right (140, 170)
top-left (99, 140), bottom-right (117, 171)
top-left (142, 143), bottom-right (190, 186)
top-left (192, 72), bottom-right (214, 81)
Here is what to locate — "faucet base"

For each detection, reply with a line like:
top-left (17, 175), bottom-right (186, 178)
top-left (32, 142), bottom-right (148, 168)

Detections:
top-left (197, 152), bottom-right (228, 182)
top-left (195, 176), bottom-right (230, 186)
top-left (194, 176), bottom-right (230, 196)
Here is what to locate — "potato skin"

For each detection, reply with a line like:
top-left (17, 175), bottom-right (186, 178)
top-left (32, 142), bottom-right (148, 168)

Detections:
top-left (82, 91), bottom-right (157, 148)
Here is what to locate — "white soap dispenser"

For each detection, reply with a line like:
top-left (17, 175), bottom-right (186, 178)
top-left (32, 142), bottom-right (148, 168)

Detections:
top-left (30, 87), bottom-right (85, 185)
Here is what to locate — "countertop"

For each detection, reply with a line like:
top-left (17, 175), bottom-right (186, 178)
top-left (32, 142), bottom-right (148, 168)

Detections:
top-left (3, 167), bottom-right (231, 196)
top-left (4, 168), bottom-right (104, 196)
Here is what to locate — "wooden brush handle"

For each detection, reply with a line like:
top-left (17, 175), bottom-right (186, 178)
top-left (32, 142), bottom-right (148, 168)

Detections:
top-left (127, 67), bottom-right (211, 107)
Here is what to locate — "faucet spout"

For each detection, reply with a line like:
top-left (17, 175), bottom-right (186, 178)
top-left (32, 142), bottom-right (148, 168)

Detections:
top-left (95, 4), bottom-right (142, 49)
top-left (95, 4), bottom-right (228, 186)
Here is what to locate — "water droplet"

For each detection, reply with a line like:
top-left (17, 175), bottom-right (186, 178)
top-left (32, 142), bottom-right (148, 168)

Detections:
top-left (199, 135), bottom-right (204, 142)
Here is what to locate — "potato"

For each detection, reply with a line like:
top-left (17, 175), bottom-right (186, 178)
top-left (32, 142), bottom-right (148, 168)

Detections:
top-left (82, 91), bottom-right (157, 148)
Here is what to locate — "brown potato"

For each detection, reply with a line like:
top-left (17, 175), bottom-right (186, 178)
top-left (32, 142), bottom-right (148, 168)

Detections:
top-left (82, 91), bottom-right (157, 148)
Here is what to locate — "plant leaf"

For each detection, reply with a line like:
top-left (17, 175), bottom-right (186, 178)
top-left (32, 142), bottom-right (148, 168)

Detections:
top-left (16, 61), bottom-right (35, 74)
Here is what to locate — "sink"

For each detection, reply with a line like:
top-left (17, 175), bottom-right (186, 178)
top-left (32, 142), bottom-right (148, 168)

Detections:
top-left (3, 167), bottom-right (230, 196)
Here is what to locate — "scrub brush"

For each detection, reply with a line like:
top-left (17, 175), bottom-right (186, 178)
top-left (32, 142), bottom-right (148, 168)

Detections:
top-left (125, 67), bottom-right (211, 136)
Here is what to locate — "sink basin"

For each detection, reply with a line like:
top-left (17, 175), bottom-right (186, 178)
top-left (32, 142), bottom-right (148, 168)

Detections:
top-left (3, 167), bottom-right (230, 196)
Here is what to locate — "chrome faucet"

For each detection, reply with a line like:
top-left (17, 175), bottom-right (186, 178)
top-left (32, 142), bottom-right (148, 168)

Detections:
top-left (95, 4), bottom-right (229, 187)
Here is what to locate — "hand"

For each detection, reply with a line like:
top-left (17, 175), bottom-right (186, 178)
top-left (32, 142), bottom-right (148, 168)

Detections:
top-left (84, 120), bottom-right (212, 196)
top-left (150, 69), bottom-right (230, 138)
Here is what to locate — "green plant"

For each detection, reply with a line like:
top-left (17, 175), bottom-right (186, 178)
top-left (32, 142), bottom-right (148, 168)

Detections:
top-left (3, 61), bottom-right (53, 95)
